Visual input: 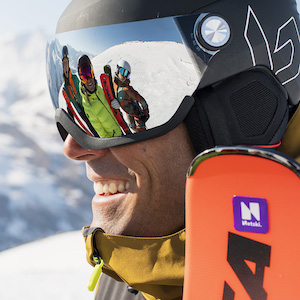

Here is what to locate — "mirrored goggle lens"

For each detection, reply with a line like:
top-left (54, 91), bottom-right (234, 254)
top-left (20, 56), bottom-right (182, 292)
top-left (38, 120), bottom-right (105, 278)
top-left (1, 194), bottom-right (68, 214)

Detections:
top-left (79, 64), bottom-right (94, 83)
top-left (119, 67), bottom-right (130, 78)
top-left (46, 14), bottom-right (211, 149)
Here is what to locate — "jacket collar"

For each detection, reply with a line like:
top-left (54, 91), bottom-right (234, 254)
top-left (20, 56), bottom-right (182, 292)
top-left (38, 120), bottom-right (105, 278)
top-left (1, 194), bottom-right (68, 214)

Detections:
top-left (114, 75), bottom-right (130, 87)
top-left (83, 226), bottom-right (185, 300)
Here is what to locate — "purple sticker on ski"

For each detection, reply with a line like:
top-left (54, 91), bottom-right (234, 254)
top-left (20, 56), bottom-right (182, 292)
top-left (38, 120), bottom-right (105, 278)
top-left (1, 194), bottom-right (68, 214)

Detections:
top-left (233, 196), bottom-right (269, 234)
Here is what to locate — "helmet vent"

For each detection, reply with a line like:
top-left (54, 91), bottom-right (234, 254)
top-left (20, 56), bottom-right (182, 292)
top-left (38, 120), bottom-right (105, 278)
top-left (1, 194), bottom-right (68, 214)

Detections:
top-left (230, 81), bottom-right (278, 137)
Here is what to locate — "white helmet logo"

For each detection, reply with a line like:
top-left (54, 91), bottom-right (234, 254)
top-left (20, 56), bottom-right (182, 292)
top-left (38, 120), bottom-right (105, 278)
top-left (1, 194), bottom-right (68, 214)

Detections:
top-left (201, 15), bottom-right (230, 48)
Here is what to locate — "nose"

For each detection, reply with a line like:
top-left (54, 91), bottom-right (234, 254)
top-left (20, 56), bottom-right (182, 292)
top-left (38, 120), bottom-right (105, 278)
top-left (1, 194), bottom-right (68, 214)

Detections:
top-left (63, 134), bottom-right (109, 161)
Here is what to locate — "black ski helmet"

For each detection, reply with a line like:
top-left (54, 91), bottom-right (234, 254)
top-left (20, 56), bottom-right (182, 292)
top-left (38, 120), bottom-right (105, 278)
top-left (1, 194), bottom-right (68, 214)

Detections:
top-left (77, 54), bottom-right (92, 74)
top-left (47, 0), bottom-right (300, 152)
top-left (62, 45), bottom-right (69, 60)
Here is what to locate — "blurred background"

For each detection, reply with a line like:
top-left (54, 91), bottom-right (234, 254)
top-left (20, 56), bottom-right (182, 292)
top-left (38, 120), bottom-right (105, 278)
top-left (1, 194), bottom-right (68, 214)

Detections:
top-left (0, 1), bottom-right (94, 299)
top-left (0, 0), bottom-right (94, 252)
top-left (1, 0), bottom-right (300, 299)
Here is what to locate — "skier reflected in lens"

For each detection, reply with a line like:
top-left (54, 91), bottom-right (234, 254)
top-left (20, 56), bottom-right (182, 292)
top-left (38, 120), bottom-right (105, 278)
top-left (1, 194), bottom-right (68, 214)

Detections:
top-left (113, 60), bottom-right (150, 133)
top-left (61, 46), bottom-right (99, 137)
top-left (77, 54), bottom-right (122, 138)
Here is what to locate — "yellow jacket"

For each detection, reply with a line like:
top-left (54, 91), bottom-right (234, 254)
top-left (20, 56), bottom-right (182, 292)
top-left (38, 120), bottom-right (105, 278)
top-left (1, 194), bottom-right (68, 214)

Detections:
top-left (83, 227), bottom-right (185, 300)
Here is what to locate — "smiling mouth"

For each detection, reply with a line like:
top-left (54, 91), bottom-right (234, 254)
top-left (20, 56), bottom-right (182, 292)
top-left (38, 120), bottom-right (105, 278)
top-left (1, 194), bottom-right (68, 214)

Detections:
top-left (87, 81), bottom-right (94, 90)
top-left (94, 180), bottom-right (130, 196)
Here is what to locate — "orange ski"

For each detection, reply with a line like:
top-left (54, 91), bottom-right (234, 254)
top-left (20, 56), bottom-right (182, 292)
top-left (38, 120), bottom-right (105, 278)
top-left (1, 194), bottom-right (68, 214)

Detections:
top-left (184, 146), bottom-right (300, 299)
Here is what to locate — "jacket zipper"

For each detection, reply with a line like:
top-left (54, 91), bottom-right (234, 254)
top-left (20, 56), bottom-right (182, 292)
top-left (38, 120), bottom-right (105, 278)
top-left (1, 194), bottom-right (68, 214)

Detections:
top-left (87, 255), bottom-right (104, 291)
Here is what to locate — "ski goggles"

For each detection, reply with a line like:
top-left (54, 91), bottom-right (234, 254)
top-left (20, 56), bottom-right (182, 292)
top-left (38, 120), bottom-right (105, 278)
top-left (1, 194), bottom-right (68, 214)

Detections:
top-left (118, 67), bottom-right (130, 79)
top-left (46, 0), bottom-right (299, 150)
top-left (78, 64), bottom-right (95, 84)
top-left (46, 15), bottom-right (203, 150)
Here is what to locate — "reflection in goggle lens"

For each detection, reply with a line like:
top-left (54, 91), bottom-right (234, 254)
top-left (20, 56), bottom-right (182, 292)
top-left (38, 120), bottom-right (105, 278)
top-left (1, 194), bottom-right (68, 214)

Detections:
top-left (119, 67), bottom-right (130, 78)
top-left (79, 64), bottom-right (94, 83)
top-left (46, 16), bottom-right (202, 149)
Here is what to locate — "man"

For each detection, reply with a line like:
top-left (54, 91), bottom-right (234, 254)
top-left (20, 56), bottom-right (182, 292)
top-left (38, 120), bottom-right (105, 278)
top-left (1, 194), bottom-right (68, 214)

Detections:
top-left (78, 54), bottom-right (123, 138)
top-left (114, 60), bottom-right (149, 132)
top-left (63, 124), bottom-right (194, 299)
top-left (46, 0), bottom-right (300, 299)
top-left (61, 46), bottom-right (100, 137)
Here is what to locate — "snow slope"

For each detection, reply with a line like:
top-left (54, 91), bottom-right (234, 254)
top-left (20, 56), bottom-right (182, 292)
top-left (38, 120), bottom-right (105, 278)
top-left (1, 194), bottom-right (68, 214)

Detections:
top-left (0, 230), bottom-right (94, 300)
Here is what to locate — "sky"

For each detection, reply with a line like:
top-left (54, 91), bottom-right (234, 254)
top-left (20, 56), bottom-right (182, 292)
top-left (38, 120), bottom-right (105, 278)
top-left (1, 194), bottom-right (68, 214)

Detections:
top-left (1, 0), bottom-right (71, 36)
top-left (53, 17), bottom-right (183, 58)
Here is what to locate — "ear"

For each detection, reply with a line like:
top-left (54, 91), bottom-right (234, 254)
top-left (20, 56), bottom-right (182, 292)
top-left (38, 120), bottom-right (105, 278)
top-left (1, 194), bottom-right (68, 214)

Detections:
top-left (185, 67), bottom-right (289, 153)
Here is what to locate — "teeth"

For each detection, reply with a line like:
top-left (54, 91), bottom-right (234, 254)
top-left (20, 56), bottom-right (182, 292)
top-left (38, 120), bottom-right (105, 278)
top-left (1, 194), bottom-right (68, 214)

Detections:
top-left (118, 182), bottom-right (125, 193)
top-left (103, 184), bottom-right (109, 194)
top-left (94, 182), bottom-right (103, 195)
top-left (109, 182), bottom-right (117, 194)
top-left (94, 181), bottom-right (130, 195)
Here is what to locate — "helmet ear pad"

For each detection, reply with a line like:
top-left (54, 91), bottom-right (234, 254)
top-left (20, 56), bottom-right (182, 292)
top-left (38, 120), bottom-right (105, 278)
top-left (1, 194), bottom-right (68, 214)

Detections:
top-left (184, 68), bottom-right (289, 154)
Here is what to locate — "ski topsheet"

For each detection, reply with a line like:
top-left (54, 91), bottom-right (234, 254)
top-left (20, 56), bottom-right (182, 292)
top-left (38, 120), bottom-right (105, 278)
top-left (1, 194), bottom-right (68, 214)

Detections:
top-left (62, 90), bottom-right (93, 136)
top-left (104, 65), bottom-right (116, 98)
top-left (100, 71), bottom-right (130, 134)
top-left (183, 146), bottom-right (300, 299)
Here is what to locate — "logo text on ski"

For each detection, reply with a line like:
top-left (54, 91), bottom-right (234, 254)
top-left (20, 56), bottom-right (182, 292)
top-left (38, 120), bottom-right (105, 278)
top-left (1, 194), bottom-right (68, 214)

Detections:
top-left (233, 196), bottom-right (269, 234)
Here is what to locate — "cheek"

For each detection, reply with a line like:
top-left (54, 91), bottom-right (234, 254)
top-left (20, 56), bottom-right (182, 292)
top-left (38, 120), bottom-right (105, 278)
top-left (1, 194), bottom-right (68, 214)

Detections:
top-left (111, 146), bottom-right (145, 174)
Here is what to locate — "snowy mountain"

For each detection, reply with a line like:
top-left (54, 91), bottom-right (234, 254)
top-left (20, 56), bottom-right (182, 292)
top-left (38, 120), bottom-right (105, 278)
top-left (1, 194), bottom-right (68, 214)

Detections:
top-left (0, 31), bottom-right (93, 251)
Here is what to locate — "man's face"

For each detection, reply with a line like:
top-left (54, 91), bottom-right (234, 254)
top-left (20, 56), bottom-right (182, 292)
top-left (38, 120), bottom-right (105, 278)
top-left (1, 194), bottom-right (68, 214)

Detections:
top-left (62, 58), bottom-right (69, 78)
top-left (85, 77), bottom-right (96, 93)
top-left (63, 123), bottom-right (196, 236)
